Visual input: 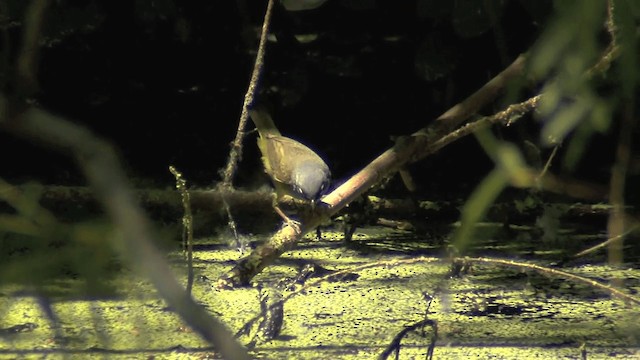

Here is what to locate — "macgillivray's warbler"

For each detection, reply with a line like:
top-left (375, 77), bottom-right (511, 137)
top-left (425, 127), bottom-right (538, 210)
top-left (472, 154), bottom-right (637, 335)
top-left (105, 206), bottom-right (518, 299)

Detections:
top-left (249, 107), bottom-right (331, 231)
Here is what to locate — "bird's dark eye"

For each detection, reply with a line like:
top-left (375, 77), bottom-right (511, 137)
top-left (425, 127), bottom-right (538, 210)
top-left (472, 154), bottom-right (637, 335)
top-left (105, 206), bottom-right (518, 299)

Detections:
top-left (292, 184), bottom-right (305, 197)
top-left (320, 179), bottom-right (330, 195)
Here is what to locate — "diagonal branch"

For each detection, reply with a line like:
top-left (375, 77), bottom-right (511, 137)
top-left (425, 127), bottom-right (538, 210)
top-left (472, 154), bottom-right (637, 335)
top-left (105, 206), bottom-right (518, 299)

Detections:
top-left (218, 53), bottom-right (532, 287)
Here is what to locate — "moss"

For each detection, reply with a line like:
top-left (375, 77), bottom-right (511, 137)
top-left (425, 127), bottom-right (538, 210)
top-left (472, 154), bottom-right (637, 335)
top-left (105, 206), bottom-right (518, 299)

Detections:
top-left (1, 226), bottom-right (639, 358)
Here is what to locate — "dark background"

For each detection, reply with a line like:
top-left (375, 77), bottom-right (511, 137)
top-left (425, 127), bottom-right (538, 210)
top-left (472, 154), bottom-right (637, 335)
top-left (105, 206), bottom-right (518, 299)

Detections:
top-left (0, 0), bottom-right (625, 202)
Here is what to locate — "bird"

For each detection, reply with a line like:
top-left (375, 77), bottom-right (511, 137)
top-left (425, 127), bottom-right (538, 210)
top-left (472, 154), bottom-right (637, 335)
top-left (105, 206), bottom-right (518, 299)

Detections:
top-left (249, 106), bottom-right (331, 230)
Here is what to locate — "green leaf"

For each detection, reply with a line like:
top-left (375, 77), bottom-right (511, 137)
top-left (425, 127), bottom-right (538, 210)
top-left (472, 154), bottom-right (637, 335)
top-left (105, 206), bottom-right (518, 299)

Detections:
top-left (540, 96), bottom-right (591, 147)
top-left (529, 1), bottom-right (605, 79)
top-left (453, 169), bottom-right (509, 252)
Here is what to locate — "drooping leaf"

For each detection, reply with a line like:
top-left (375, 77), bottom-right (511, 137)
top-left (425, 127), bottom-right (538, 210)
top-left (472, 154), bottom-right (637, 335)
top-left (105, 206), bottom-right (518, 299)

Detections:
top-left (453, 169), bottom-right (508, 252)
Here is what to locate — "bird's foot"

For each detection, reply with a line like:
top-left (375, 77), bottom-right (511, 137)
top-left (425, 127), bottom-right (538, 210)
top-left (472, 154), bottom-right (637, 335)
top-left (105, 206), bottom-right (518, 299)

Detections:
top-left (274, 205), bottom-right (302, 234)
top-left (285, 219), bottom-right (302, 235)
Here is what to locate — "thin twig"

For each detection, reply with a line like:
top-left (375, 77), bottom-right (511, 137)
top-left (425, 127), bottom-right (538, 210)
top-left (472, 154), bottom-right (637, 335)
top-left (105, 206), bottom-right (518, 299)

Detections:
top-left (607, 101), bottom-right (634, 267)
top-left (464, 257), bottom-right (640, 305)
top-left (427, 95), bottom-right (542, 156)
top-left (220, 0), bottom-right (275, 187)
top-left (587, 1), bottom-right (620, 78)
top-left (429, 53), bottom-right (528, 136)
top-left (536, 145), bottom-right (558, 185)
top-left (218, 0), bottom-right (275, 252)
top-left (378, 319), bottom-right (437, 360)
top-left (603, 0), bottom-right (634, 271)
top-left (236, 254), bottom-right (640, 348)
top-left (169, 165), bottom-right (195, 295)
top-left (573, 225), bottom-right (639, 258)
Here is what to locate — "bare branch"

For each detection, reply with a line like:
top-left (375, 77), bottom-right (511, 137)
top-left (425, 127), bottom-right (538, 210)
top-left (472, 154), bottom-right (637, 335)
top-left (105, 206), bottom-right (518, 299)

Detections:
top-left (218, 54), bottom-right (532, 287)
top-left (220, 0), bottom-right (275, 187)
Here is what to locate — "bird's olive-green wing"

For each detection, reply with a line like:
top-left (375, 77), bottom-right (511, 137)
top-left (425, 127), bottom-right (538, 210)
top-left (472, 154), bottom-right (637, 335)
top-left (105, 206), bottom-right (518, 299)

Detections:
top-left (249, 108), bottom-right (281, 136)
top-left (259, 135), bottom-right (327, 184)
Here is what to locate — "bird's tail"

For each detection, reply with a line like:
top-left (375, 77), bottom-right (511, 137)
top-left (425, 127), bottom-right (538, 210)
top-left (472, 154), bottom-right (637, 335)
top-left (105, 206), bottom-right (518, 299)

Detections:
top-left (249, 107), bottom-right (281, 136)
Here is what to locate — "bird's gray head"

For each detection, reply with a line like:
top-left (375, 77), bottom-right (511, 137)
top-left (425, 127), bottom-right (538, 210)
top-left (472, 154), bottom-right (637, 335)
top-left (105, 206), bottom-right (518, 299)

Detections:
top-left (291, 160), bottom-right (331, 202)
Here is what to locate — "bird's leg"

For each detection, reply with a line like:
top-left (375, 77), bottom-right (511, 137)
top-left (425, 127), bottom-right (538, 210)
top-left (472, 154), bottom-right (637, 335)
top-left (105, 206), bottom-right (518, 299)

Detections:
top-left (274, 205), bottom-right (302, 234)
top-left (272, 195), bottom-right (301, 234)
